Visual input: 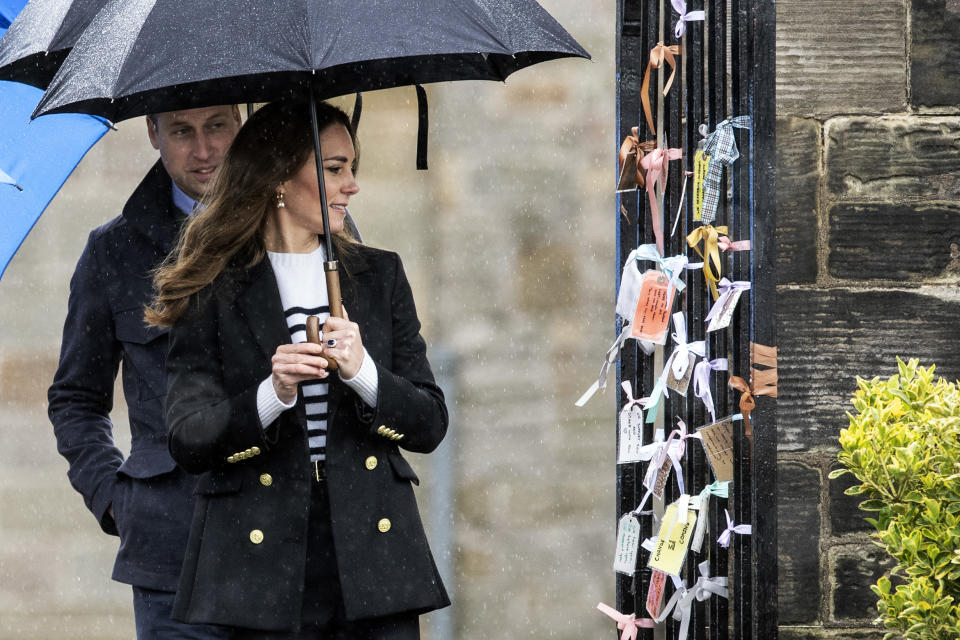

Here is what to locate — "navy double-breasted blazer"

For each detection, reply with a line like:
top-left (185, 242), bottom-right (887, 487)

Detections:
top-left (47, 161), bottom-right (198, 591)
top-left (166, 244), bottom-right (450, 631)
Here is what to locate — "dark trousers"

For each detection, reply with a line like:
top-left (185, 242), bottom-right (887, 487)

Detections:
top-left (230, 469), bottom-right (420, 640)
top-left (133, 586), bottom-right (231, 640)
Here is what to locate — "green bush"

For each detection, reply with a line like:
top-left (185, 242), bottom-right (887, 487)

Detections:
top-left (830, 358), bottom-right (960, 640)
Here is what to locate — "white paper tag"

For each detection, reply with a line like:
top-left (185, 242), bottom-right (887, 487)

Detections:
top-left (665, 351), bottom-right (696, 395)
top-left (706, 288), bottom-right (744, 332)
top-left (614, 513), bottom-right (642, 575)
top-left (617, 404), bottom-right (645, 464)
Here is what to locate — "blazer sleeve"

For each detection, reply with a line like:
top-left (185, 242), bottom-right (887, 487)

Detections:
top-left (165, 287), bottom-right (273, 474)
top-left (47, 232), bottom-right (125, 535)
top-left (358, 253), bottom-right (448, 454)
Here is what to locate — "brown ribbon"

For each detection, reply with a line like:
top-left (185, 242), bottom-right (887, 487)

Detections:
top-left (728, 376), bottom-right (755, 438)
top-left (750, 343), bottom-right (778, 398)
top-left (640, 42), bottom-right (682, 136)
top-left (618, 127), bottom-right (657, 190)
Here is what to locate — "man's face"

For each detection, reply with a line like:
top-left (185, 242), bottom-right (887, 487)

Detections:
top-left (146, 105), bottom-right (242, 201)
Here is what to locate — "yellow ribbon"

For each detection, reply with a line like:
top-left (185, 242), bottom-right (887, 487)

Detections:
top-left (640, 42), bottom-right (682, 136)
top-left (686, 225), bottom-right (727, 300)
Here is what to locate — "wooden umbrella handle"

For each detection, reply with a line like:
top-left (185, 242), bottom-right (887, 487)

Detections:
top-left (305, 262), bottom-right (343, 370)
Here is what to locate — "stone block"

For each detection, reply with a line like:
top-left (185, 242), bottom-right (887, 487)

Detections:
top-left (829, 469), bottom-right (872, 535)
top-left (828, 202), bottom-right (960, 280)
top-left (777, 461), bottom-right (822, 624)
top-left (779, 628), bottom-right (886, 640)
top-left (911, 0), bottom-right (960, 108)
top-left (776, 117), bottom-right (820, 284)
top-left (778, 288), bottom-right (960, 451)
top-left (777, 0), bottom-right (906, 115)
top-left (830, 543), bottom-right (896, 622)
top-left (824, 117), bottom-right (960, 202)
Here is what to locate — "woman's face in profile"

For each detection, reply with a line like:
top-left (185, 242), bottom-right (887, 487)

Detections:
top-left (278, 123), bottom-right (359, 237)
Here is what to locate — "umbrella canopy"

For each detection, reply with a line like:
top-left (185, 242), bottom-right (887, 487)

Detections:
top-left (0, 79), bottom-right (108, 279)
top-left (0, 0), bottom-right (109, 87)
top-left (35, 0), bottom-right (589, 122)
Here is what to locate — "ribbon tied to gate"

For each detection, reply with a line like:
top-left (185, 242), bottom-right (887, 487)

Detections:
top-left (718, 235), bottom-right (751, 252)
top-left (671, 0), bottom-right (705, 38)
top-left (618, 126), bottom-right (657, 190)
top-left (634, 243), bottom-right (699, 292)
top-left (641, 42), bottom-right (682, 136)
top-left (641, 147), bottom-right (683, 255)
top-left (705, 278), bottom-right (751, 324)
top-left (670, 312), bottom-right (705, 380)
top-left (686, 224), bottom-right (727, 300)
top-left (693, 357), bottom-right (728, 424)
top-left (727, 375), bottom-right (756, 437)
top-left (691, 480), bottom-right (731, 553)
top-left (717, 508), bottom-right (752, 548)
top-left (698, 116), bottom-right (751, 223)
top-left (575, 320), bottom-right (632, 407)
top-left (597, 603), bottom-right (655, 640)
top-left (656, 560), bottom-right (728, 640)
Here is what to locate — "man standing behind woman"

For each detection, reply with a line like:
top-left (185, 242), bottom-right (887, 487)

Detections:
top-left (147, 99), bottom-right (450, 638)
top-left (48, 104), bottom-right (242, 638)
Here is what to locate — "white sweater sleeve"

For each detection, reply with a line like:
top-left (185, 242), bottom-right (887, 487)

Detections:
top-left (256, 376), bottom-right (297, 429)
top-left (339, 348), bottom-right (378, 408)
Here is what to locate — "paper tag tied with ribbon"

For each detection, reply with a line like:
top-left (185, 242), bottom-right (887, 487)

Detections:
top-left (646, 569), bottom-right (668, 618)
top-left (618, 385), bottom-right (646, 464)
top-left (697, 416), bottom-right (737, 483)
top-left (648, 500), bottom-right (697, 577)
top-left (665, 352), bottom-right (696, 395)
top-left (629, 271), bottom-right (675, 344)
top-left (706, 279), bottom-right (751, 332)
top-left (643, 448), bottom-right (674, 500)
top-left (614, 513), bottom-right (642, 575)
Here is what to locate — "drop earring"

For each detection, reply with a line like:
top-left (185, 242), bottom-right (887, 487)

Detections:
top-left (275, 191), bottom-right (286, 208)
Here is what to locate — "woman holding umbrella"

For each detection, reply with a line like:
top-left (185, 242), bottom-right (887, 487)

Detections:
top-left (147, 98), bottom-right (449, 639)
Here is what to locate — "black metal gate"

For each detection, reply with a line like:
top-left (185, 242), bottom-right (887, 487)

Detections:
top-left (613, 0), bottom-right (776, 638)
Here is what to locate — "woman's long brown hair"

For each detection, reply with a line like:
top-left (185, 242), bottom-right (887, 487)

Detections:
top-left (146, 99), bottom-right (357, 327)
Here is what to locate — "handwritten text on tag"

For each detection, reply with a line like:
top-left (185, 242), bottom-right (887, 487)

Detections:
top-left (614, 514), bottom-right (642, 575)
top-left (648, 502), bottom-right (697, 576)
top-left (618, 404), bottom-right (645, 464)
top-left (630, 271), bottom-right (675, 344)
top-left (698, 416), bottom-right (736, 482)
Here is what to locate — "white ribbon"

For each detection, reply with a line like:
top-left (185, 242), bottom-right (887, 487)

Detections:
top-left (704, 278), bottom-right (751, 324)
top-left (634, 244), bottom-right (701, 293)
top-left (690, 481), bottom-right (730, 553)
top-left (717, 509), bottom-right (752, 548)
top-left (671, 0), bottom-right (705, 38)
top-left (656, 560), bottom-right (729, 640)
top-left (669, 312), bottom-right (705, 380)
top-left (693, 357), bottom-right (728, 424)
top-left (575, 321), bottom-right (632, 407)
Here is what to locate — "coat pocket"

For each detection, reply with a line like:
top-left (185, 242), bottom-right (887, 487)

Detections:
top-left (117, 445), bottom-right (177, 479)
top-left (194, 471), bottom-right (243, 495)
top-left (388, 452), bottom-right (420, 486)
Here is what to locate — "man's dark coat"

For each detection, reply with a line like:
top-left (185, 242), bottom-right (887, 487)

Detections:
top-left (166, 244), bottom-right (450, 631)
top-left (47, 161), bottom-right (195, 590)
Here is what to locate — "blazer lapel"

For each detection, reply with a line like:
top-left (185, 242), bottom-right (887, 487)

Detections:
top-left (232, 259), bottom-right (291, 363)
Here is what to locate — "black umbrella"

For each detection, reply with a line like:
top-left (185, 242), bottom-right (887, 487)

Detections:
top-left (34, 0), bottom-right (589, 342)
top-left (0, 0), bottom-right (109, 87)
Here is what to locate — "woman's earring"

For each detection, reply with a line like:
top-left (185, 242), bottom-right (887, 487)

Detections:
top-left (275, 191), bottom-right (286, 208)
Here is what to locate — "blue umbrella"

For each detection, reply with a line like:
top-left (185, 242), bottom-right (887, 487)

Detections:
top-left (0, 78), bottom-right (108, 279)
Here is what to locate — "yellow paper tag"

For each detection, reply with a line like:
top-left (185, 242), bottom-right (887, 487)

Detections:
top-left (648, 501), bottom-right (697, 577)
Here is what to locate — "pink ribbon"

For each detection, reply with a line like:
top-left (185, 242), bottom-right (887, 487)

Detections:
top-left (693, 357), bottom-right (728, 424)
top-left (717, 236), bottom-right (751, 252)
top-left (671, 0), bottom-right (705, 38)
top-left (717, 509), bottom-right (752, 548)
top-left (597, 603), bottom-right (655, 639)
top-left (640, 147), bottom-right (683, 256)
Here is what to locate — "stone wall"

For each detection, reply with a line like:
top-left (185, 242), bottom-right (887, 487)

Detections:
top-left (776, 0), bottom-right (960, 637)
